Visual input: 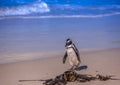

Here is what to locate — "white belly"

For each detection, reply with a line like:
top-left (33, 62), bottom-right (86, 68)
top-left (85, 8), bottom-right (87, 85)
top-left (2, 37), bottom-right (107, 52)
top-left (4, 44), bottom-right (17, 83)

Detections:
top-left (67, 48), bottom-right (79, 66)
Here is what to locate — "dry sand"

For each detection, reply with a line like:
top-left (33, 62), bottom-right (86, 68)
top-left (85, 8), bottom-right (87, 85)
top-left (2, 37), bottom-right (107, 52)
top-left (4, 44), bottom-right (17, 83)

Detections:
top-left (0, 48), bottom-right (120, 85)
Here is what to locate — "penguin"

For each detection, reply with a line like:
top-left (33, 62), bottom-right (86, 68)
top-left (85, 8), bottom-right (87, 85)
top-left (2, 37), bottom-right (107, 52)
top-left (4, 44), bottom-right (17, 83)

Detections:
top-left (63, 38), bottom-right (81, 70)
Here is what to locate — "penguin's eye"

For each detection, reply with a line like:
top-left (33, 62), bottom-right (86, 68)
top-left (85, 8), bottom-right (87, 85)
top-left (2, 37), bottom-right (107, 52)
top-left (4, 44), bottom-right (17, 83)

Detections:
top-left (67, 41), bottom-right (72, 45)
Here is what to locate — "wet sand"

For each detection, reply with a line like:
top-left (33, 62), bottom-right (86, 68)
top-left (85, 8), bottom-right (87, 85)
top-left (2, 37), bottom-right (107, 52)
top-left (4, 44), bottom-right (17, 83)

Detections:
top-left (0, 48), bottom-right (120, 85)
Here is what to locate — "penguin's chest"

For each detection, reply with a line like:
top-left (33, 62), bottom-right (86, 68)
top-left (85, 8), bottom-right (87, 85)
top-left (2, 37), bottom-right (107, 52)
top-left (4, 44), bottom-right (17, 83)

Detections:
top-left (67, 48), bottom-right (78, 65)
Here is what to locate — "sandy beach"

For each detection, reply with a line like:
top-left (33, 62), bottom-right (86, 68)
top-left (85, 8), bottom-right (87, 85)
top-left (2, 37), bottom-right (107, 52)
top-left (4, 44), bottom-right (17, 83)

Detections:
top-left (0, 48), bottom-right (120, 85)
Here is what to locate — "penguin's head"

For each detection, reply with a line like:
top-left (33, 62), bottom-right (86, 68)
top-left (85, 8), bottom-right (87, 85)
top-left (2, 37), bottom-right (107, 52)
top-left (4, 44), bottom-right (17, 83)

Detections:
top-left (65, 38), bottom-right (72, 47)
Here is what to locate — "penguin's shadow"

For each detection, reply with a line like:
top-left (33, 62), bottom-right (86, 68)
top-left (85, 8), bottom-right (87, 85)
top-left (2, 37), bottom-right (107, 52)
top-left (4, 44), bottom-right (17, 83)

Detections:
top-left (74, 65), bottom-right (88, 71)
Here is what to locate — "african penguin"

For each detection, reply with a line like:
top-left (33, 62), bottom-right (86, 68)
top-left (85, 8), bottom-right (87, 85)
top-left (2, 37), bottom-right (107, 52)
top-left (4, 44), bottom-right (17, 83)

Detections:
top-left (63, 38), bottom-right (81, 70)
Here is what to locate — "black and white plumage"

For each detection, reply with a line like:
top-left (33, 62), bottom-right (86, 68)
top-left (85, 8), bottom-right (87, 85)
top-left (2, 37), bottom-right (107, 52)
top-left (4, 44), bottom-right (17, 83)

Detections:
top-left (63, 39), bottom-right (81, 69)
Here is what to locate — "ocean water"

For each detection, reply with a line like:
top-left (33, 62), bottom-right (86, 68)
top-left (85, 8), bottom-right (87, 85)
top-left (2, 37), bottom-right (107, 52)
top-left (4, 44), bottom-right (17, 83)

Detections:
top-left (0, 0), bottom-right (120, 17)
top-left (0, 0), bottom-right (120, 64)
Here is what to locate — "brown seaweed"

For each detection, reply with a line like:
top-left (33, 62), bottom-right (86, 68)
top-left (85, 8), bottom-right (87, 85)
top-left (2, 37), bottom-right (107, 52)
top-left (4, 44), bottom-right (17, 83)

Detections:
top-left (19, 70), bottom-right (120, 85)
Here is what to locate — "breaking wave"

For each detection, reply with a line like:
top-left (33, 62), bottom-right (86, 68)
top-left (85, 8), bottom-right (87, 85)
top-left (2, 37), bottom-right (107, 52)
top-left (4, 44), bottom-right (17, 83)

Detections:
top-left (0, 0), bottom-right (120, 18)
top-left (0, 1), bottom-right (50, 16)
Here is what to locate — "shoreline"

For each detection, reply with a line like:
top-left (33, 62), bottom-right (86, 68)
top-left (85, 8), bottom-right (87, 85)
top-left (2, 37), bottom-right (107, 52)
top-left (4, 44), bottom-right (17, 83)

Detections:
top-left (1, 13), bottom-right (120, 20)
top-left (0, 15), bottom-right (120, 65)
top-left (0, 48), bottom-right (120, 85)
top-left (0, 47), bottom-right (119, 65)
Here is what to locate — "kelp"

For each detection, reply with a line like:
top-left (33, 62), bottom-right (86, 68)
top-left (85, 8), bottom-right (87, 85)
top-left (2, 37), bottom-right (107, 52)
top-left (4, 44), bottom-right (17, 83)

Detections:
top-left (19, 70), bottom-right (120, 85)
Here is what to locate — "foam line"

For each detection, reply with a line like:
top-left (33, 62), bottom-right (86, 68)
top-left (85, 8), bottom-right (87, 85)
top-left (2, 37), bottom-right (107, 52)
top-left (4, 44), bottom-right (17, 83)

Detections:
top-left (0, 12), bottom-right (120, 20)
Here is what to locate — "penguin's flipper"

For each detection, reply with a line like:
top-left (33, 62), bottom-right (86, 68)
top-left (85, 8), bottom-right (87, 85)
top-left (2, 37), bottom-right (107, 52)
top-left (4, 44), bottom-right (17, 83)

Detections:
top-left (73, 44), bottom-right (81, 62)
top-left (63, 51), bottom-right (67, 64)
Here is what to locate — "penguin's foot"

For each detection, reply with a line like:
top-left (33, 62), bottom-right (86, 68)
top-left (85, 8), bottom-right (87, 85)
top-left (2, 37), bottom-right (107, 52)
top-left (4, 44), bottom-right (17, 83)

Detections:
top-left (69, 67), bottom-right (74, 71)
top-left (69, 66), bottom-right (76, 71)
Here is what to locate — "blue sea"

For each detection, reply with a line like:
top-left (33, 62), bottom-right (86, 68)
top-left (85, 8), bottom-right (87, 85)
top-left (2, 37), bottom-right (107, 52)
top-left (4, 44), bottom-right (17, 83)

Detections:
top-left (0, 0), bottom-right (120, 64)
top-left (0, 0), bottom-right (120, 18)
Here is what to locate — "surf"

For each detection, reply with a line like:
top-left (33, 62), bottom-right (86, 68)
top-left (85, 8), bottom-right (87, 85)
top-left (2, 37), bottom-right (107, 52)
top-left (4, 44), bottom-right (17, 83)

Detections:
top-left (0, 0), bottom-right (120, 18)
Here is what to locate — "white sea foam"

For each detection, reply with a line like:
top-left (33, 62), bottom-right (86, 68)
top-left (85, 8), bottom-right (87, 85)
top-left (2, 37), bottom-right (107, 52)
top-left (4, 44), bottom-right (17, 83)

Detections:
top-left (0, 1), bottom-right (50, 16)
top-left (0, 12), bottom-right (120, 20)
top-left (21, 12), bottom-right (120, 18)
